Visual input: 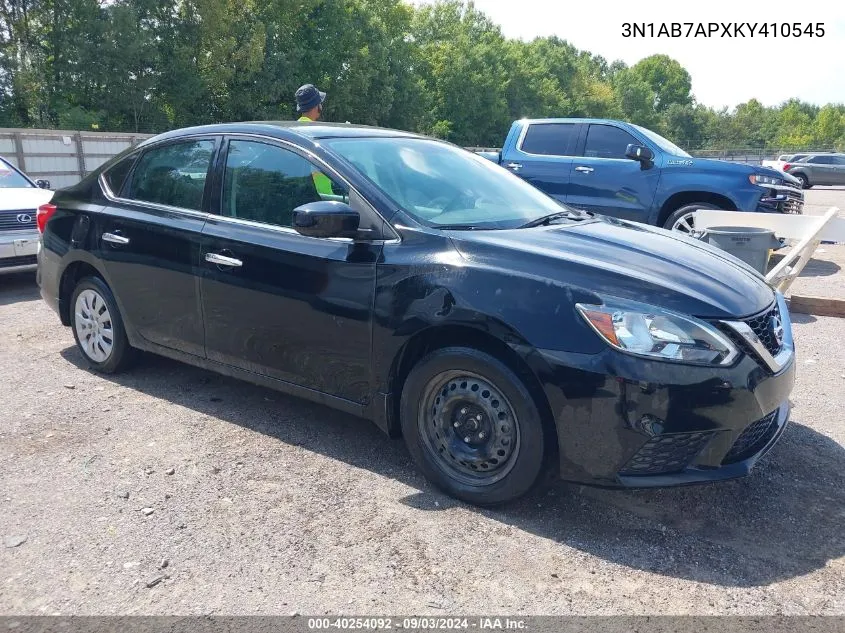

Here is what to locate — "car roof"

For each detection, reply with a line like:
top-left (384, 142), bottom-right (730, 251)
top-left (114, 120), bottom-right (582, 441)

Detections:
top-left (518, 118), bottom-right (627, 126)
top-left (137, 121), bottom-right (424, 149)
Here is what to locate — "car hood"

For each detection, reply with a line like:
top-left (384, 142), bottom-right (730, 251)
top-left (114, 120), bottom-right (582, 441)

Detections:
top-left (665, 155), bottom-right (755, 173)
top-left (0, 187), bottom-right (53, 211)
top-left (448, 216), bottom-right (775, 319)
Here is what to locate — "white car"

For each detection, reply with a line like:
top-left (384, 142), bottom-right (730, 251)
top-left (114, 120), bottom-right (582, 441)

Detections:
top-left (761, 153), bottom-right (809, 172)
top-left (0, 156), bottom-right (53, 274)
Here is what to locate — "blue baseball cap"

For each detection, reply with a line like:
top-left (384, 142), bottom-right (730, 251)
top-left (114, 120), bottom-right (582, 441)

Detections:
top-left (295, 84), bottom-right (326, 113)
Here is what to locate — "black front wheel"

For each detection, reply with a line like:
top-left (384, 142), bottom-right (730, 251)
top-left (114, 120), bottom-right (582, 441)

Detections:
top-left (400, 347), bottom-right (546, 505)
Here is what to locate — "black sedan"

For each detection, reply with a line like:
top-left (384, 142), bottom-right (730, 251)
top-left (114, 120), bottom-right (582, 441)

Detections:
top-left (36, 122), bottom-right (796, 505)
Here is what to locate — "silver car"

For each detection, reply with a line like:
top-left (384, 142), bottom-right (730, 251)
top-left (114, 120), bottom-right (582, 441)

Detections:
top-left (784, 153), bottom-right (845, 189)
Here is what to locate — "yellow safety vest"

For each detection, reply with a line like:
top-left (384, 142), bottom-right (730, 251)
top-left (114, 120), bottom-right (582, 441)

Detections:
top-left (297, 116), bottom-right (334, 196)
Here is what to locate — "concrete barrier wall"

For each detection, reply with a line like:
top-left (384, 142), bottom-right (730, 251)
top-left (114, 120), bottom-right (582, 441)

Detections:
top-left (0, 128), bottom-right (154, 189)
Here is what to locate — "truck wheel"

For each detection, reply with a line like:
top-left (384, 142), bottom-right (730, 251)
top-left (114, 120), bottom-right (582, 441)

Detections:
top-left (400, 347), bottom-right (546, 506)
top-left (663, 202), bottom-right (720, 234)
top-left (794, 173), bottom-right (810, 189)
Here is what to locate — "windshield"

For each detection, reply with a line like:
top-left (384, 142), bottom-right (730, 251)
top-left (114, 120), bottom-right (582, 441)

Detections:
top-left (632, 125), bottom-right (691, 158)
top-left (323, 137), bottom-right (568, 229)
top-left (0, 158), bottom-right (34, 189)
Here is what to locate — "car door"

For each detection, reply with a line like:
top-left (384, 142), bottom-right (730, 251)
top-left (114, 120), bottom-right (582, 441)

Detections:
top-left (565, 123), bottom-right (660, 221)
top-left (832, 155), bottom-right (845, 185)
top-left (502, 122), bottom-right (578, 202)
top-left (199, 136), bottom-right (380, 404)
top-left (96, 137), bottom-right (218, 358)
top-left (806, 155), bottom-right (836, 185)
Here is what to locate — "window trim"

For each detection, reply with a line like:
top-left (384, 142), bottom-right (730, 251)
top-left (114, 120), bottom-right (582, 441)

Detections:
top-left (516, 121), bottom-right (580, 158)
top-left (581, 123), bottom-right (644, 161)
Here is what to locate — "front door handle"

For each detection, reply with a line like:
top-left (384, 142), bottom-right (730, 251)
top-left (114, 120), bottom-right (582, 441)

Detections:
top-left (507, 162), bottom-right (523, 171)
top-left (205, 252), bottom-right (243, 267)
top-left (102, 232), bottom-right (130, 245)
top-left (574, 166), bottom-right (594, 174)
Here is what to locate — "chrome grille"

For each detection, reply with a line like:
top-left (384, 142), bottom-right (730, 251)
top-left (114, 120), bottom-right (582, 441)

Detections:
top-left (0, 209), bottom-right (37, 231)
top-left (746, 303), bottom-right (783, 356)
top-left (782, 188), bottom-right (804, 214)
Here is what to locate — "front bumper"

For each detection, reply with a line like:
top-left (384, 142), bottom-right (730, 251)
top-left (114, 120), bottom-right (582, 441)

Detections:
top-left (0, 229), bottom-right (39, 273)
top-left (755, 184), bottom-right (803, 215)
top-left (536, 298), bottom-right (796, 488)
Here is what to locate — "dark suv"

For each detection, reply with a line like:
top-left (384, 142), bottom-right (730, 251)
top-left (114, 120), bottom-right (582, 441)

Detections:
top-left (37, 123), bottom-right (795, 505)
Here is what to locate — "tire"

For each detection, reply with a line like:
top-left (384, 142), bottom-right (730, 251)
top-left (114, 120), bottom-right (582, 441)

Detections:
top-left (69, 276), bottom-right (136, 373)
top-left (400, 347), bottom-right (546, 505)
top-left (663, 202), bottom-right (721, 234)
top-left (794, 173), bottom-right (810, 189)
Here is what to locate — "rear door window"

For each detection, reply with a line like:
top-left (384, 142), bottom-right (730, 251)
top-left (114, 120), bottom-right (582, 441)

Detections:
top-left (520, 123), bottom-right (577, 156)
top-left (810, 155), bottom-right (834, 164)
top-left (125, 140), bottom-right (215, 211)
top-left (103, 154), bottom-right (137, 196)
top-left (583, 125), bottom-right (640, 160)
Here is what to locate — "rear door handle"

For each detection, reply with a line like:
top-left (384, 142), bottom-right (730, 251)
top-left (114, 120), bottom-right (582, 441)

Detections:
top-left (574, 166), bottom-right (594, 174)
top-left (102, 232), bottom-right (130, 245)
top-left (507, 162), bottom-right (523, 171)
top-left (205, 252), bottom-right (243, 267)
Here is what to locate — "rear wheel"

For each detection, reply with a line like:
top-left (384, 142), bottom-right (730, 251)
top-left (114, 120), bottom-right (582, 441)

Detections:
top-left (794, 173), bottom-right (810, 189)
top-left (663, 202), bottom-right (721, 234)
top-left (400, 347), bottom-right (546, 505)
top-left (70, 276), bottom-right (135, 373)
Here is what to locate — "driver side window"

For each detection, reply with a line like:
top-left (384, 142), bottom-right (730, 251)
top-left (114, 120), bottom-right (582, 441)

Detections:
top-left (222, 140), bottom-right (348, 228)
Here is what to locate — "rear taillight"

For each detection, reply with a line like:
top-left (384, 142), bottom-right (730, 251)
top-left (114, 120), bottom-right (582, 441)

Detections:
top-left (36, 203), bottom-right (57, 233)
top-left (783, 163), bottom-right (792, 171)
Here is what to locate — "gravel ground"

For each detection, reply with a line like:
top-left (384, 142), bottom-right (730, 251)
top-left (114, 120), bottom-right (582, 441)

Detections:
top-left (1, 196), bottom-right (844, 616)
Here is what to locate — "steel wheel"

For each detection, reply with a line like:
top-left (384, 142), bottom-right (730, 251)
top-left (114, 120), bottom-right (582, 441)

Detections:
top-left (74, 288), bottom-right (114, 363)
top-left (418, 370), bottom-right (521, 486)
top-left (671, 211), bottom-right (696, 234)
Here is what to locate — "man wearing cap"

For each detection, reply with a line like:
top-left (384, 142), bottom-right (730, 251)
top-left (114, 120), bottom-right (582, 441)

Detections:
top-left (295, 83), bottom-right (326, 122)
top-left (294, 84), bottom-right (334, 197)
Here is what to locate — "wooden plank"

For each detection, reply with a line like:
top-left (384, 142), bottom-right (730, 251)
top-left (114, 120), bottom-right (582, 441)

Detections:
top-left (788, 295), bottom-right (845, 318)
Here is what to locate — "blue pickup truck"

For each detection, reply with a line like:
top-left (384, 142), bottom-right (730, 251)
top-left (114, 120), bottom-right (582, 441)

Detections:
top-left (478, 118), bottom-right (804, 232)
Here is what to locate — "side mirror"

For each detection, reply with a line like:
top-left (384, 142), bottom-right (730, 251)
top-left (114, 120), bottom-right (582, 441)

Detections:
top-left (35, 179), bottom-right (51, 189)
top-left (625, 144), bottom-right (654, 163)
top-left (293, 201), bottom-right (360, 239)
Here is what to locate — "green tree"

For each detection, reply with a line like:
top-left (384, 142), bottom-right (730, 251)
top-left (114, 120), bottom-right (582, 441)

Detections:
top-left (628, 54), bottom-right (692, 112)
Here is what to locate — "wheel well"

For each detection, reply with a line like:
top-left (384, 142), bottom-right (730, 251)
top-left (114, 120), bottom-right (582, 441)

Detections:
top-left (388, 325), bottom-right (558, 460)
top-left (58, 261), bottom-right (102, 325)
top-left (658, 191), bottom-right (737, 227)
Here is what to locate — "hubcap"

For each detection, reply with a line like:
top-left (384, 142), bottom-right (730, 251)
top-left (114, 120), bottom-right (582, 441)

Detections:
top-left (74, 289), bottom-right (114, 363)
top-left (418, 371), bottom-right (520, 486)
top-left (671, 211), bottom-right (696, 234)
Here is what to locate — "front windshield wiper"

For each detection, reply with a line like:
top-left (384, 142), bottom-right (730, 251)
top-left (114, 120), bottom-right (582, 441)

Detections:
top-left (519, 209), bottom-right (593, 228)
top-left (435, 224), bottom-right (484, 230)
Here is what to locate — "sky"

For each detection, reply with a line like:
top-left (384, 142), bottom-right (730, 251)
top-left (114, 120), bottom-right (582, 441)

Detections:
top-left (419, 0), bottom-right (845, 110)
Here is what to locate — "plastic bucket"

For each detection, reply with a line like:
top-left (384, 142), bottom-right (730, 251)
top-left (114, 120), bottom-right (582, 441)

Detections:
top-left (703, 226), bottom-right (781, 274)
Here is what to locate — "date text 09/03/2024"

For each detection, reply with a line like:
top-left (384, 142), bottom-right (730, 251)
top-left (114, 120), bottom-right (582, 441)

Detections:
top-left (622, 22), bottom-right (825, 38)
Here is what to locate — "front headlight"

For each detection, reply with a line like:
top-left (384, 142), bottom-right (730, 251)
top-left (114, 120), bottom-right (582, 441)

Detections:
top-left (576, 298), bottom-right (739, 366)
top-left (749, 173), bottom-right (784, 187)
